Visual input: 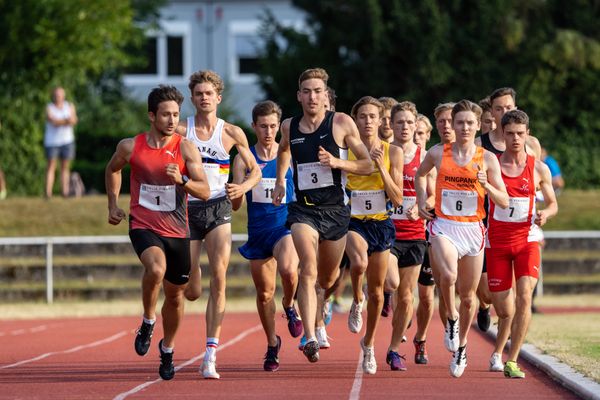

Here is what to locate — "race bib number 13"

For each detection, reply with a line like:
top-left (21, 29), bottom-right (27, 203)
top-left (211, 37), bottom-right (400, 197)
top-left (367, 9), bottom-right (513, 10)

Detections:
top-left (139, 184), bottom-right (176, 211)
top-left (391, 196), bottom-right (416, 220)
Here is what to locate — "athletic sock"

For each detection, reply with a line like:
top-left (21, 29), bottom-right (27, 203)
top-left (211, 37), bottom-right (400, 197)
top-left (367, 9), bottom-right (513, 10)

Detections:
top-left (205, 337), bottom-right (219, 360)
top-left (383, 291), bottom-right (392, 307)
top-left (143, 317), bottom-right (156, 325)
top-left (161, 342), bottom-right (173, 354)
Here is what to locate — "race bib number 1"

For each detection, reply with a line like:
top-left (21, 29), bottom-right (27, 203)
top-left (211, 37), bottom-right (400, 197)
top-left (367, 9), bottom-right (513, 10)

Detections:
top-left (252, 178), bottom-right (285, 204)
top-left (139, 184), bottom-right (176, 211)
top-left (441, 189), bottom-right (478, 217)
top-left (493, 197), bottom-right (530, 222)
top-left (297, 162), bottom-right (334, 190)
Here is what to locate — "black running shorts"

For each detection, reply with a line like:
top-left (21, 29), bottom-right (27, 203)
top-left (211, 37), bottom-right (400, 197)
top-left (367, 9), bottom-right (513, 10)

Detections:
top-left (418, 248), bottom-right (435, 286)
top-left (286, 202), bottom-right (350, 241)
top-left (129, 229), bottom-right (191, 285)
top-left (391, 239), bottom-right (428, 269)
top-left (188, 196), bottom-right (232, 241)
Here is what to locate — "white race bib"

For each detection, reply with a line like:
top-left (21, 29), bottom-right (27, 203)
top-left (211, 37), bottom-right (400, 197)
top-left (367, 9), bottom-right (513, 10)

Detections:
top-left (252, 178), bottom-right (285, 204)
top-left (351, 190), bottom-right (386, 216)
top-left (441, 189), bottom-right (478, 217)
top-left (139, 184), bottom-right (176, 211)
top-left (203, 163), bottom-right (228, 192)
top-left (391, 196), bottom-right (416, 220)
top-left (297, 162), bottom-right (334, 190)
top-left (493, 197), bottom-right (530, 223)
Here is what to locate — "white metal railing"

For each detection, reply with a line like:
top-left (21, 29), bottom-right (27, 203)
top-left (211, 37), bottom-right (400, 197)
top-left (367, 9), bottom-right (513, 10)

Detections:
top-left (0, 231), bottom-right (597, 303)
top-left (0, 234), bottom-right (248, 303)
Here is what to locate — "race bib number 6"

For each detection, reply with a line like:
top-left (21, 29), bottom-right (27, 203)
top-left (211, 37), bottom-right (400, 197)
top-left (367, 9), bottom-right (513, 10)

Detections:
top-left (441, 189), bottom-right (478, 217)
top-left (297, 162), bottom-right (334, 190)
top-left (139, 184), bottom-right (176, 211)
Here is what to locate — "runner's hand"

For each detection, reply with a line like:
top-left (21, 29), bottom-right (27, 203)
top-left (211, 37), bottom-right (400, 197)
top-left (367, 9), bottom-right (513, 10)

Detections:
top-left (406, 204), bottom-right (419, 221)
top-left (418, 204), bottom-right (434, 221)
top-left (165, 163), bottom-right (183, 184)
top-left (108, 207), bottom-right (126, 225)
top-left (225, 182), bottom-right (245, 200)
top-left (272, 182), bottom-right (285, 206)
top-left (534, 210), bottom-right (548, 226)
top-left (318, 146), bottom-right (338, 169)
top-left (476, 164), bottom-right (488, 189)
top-left (370, 144), bottom-right (384, 171)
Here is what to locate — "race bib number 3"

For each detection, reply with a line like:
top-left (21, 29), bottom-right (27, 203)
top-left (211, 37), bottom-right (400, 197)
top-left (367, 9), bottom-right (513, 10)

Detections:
top-left (351, 190), bottom-right (386, 216)
top-left (297, 162), bottom-right (334, 190)
top-left (391, 196), bottom-right (416, 220)
top-left (441, 189), bottom-right (478, 217)
top-left (252, 178), bottom-right (285, 204)
top-left (139, 184), bottom-right (176, 211)
top-left (493, 197), bottom-right (530, 223)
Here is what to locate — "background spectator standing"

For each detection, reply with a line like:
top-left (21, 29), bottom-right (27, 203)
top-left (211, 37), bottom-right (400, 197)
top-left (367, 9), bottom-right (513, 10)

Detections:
top-left (541, 147), bottom-right (565, 194)
top-left (44, 86), bottom-right (77, 198)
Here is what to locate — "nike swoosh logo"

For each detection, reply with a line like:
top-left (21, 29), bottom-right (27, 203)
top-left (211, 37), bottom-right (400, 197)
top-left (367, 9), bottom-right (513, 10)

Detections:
top-left (320, 135), bottom-right (328, 139)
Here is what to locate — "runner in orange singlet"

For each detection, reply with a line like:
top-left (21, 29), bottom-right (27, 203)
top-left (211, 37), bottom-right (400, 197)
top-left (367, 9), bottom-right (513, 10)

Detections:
top-left (415, 100), bottom-right (508, 378)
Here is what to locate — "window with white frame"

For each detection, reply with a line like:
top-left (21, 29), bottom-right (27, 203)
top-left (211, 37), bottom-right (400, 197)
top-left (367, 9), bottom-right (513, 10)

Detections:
top-left (124, 21), bottom-right (191, 84)
top-left (229, 21), bottom-right (262, 84)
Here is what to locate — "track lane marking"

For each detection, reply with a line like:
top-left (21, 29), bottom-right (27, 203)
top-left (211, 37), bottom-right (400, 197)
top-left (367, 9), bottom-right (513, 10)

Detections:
top-left (0, 331), bottom-right (127, 369)
top-left (349, 348), bottom-right (364, 400)
top-left (0, 324), bottom-right (48, 337)
top-left (113, 324), bottom-right (262, 400)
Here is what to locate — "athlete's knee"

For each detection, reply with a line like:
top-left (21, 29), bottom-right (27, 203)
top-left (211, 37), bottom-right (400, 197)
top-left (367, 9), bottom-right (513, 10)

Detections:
top-left (439, 270), bottom-right (457, 287)
top-left (278, 266), bottom-right (297, 284)
top-left (144, 263), bottom-right (165, 283)
top-left (459, 292), bottom-right (476, 311)
top-left (398, 289), bottom-right (414, 309)
top-left (256, 288), bottom-right (275, 305)
top-left (184, 283), bottom-right (202, 301)
top-left (163, 289), bottom-right (184, 309)
top-left (366, 284), bottom-right (384, 305)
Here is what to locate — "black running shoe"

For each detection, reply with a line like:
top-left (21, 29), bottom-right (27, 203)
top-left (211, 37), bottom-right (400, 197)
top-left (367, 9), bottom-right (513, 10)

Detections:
top-left (263, 335), bottom-right (282, 372)
top-left (477, 307), bottom-right (491, 332)
top-left (135, 320), bottom-right (154, 356)
top-left (158, 339), bottom-right (175, 380)
top-left (303, 339), bottom-right (320, 363)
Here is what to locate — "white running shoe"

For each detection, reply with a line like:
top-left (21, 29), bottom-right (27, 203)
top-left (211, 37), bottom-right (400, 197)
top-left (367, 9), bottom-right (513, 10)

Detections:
top-left (444, 318), bottom-right (459, 352)
top-left (489, 352), bottom-right (504, 372)
top-left (360, 338), bottom-right (377, 375)
top-left (201, 358), bottom-right (220, 379)
top-left (449, 345), bottom-right (467, 378)
top-left (348, 298), bottom-right (364, 333)
top-left (315, 326), bottom-right (331, 349)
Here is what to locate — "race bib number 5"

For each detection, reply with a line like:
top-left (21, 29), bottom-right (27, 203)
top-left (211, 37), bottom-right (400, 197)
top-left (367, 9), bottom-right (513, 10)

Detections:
top-left (139, 184), bottom-right (176, 211)
top-left (351, 190), bottom-right (386, 216)
top-left (441, 189), bottom-right (477, 217)
top-left (297, 162), bottom-right (334, 190)
top-left (493, 197), bottom-right (530, 223)
top-left (252, 178), bottom-right (285, 204)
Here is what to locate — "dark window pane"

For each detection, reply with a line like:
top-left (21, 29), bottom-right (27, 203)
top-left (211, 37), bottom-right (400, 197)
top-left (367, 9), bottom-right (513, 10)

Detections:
top-left (127, 37), bottom-right (157, 75)
top-left (239, 57), bottom-right (260, 74)
top-left (167, 36), bottom-right (183, 76)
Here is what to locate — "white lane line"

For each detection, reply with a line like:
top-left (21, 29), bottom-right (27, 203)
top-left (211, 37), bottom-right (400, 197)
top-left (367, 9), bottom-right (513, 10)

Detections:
top-left (0, 325), bottom-right (48, 337)
top-left (113, 324), bottom-right (262, 400)
top-left (1, 331), bottom-right (128, 369)
top-left (349, 348), bottom-right (364, 400)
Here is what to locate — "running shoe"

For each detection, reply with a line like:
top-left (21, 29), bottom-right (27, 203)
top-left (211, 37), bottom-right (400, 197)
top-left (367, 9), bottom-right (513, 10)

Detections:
top-left (158, 339), bottom-right (175, 380)
top-left (263, 336), bottom-right (281, 372)
top-left (444, 317), bottom-right (459, 352)
top-left (284, 307), bottom-right (303, 338)
top-left (504, 360), bottom-right (525, 379)
top-left (449, 345), bottom-right (467, 378)
top-left (477, 306), bottom-right (491, 332)
top-left (316, 326), bottom-right (331, 349)
top-left (298, 334), bottom-right (307, 351)
top-left (134, 320), bottom-right (154, 356)
top-left (386, 350), bottom-right (407, 371)
top-left (201, 358), bottom-right (220, 379)
top-left (323, 296), bottom-right (333, 326)
top-left (348, 298), bottom-right (364, 333)
top-left (361, 338), bottom-right (377, 374)
top-left (303, 339), bottom-right (320, 363)
top-left (401, 335), bottom-right (407, 343)
top-left (489, 352), bottom-right (504, 372)
top-left (413, 338), bottom-right (428, 365)
top-left (381, 292), bottom-right (392, 317)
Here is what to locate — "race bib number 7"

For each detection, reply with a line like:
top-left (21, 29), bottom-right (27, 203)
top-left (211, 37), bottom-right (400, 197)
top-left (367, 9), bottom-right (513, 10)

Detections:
top-left (493, 197), bottom-right (530, 223)
top-left (441, 189), bottom-right (478, 217)
top-left (139, 184), bottom-right (176, 211)
top-left (297, 162), bottom-right (334, 190)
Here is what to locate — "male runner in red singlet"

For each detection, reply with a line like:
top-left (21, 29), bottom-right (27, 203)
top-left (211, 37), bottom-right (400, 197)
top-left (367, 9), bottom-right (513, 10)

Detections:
top-left (105, 85), bottom-right (209, 380)
top-left (486, 110), bottom-right (558, 378)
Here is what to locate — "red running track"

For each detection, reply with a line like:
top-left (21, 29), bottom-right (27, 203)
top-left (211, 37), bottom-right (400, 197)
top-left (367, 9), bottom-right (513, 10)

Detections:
top-left (0, 311), bottom-right (579, 399)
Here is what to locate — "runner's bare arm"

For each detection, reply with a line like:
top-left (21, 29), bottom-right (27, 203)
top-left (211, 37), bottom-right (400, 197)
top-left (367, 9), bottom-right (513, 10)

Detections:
top-left (227, 125), bottom-right (261, 201)
top-left (415, 145), bottom-right (440, 220)
top-left (273, 119), bottom-right (292, 206)
top-left (425, 151), bottom-right (436, 210)
top-left (379, 144), bottom-right (403, 207)
top-left (229, 154), bottom-right (247, 211)
top-left (534, 160), bottom-right (558, 226)
top-left (178, 139), bottom-right (210, 200)
top-left (317, 112), bottom-right (371, 174)
top-left (105, 138), bottom-right (134, 225)
top-left (481, 151), bottom-right (509, 209)
top-left (526, 136), bottom-right (542, 160)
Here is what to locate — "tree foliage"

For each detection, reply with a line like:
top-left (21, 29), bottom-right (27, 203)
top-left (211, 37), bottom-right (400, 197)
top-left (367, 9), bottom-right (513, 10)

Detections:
top-left (258, 0), bottom-right (600, 187)
top-left (0, 0), bottom-right (162, 195)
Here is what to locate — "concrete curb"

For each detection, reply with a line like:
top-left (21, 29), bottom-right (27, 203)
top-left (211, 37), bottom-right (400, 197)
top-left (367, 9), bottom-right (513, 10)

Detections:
top-left (486, 325), bottom-right (600, 400)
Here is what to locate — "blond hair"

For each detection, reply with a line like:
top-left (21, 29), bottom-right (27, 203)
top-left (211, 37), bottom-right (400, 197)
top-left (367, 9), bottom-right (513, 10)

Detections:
top-left (188, 70), bottom-right (224, 95)
top-left (390, 101), bottom-right (418, 122)
top-left (350, 96), bottom-right (384, 120)
top-left (433, 102), bottom-right (456, 119)
top-left (378, 97), bottom-right (398, 112)
top-left (298, 68), bottom-right (329, 88)
top-left (416, 114), bottom-right (433, 133)
top-left (451, 99), bottom-right (482, 121)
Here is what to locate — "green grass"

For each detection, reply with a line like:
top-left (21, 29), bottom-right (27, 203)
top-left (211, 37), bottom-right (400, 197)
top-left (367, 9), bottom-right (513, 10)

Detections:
top-left (0, 189), bottom-right (599, 236)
